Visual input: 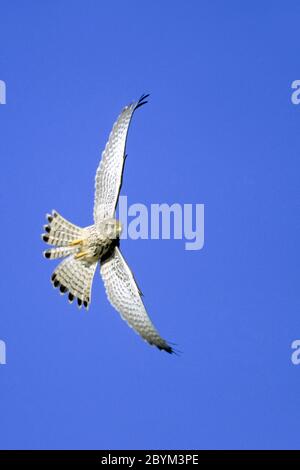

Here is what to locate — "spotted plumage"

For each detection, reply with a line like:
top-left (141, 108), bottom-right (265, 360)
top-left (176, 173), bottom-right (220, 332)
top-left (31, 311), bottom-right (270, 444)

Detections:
top-left (42, 95), bottom-right (173, 353)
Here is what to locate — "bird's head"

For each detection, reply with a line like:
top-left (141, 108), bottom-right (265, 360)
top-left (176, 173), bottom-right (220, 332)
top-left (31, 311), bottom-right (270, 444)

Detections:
top-left (103, 218), bottom-right (123, 239)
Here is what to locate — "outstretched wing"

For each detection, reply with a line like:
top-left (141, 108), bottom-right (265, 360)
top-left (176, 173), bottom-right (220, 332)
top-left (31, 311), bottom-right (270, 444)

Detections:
top-left (94, 94), bottom-right (149, 224)
top-left (51, 256), bottom-right (97, 309)
top-left (100, 247), bottom-right (173, 353)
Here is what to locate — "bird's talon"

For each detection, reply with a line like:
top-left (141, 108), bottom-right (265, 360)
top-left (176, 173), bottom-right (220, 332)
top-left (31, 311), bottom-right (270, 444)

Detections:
top-left (69, 239), bottom-right (83, 247)
top-left (74, 251), bottom-right (88, 260)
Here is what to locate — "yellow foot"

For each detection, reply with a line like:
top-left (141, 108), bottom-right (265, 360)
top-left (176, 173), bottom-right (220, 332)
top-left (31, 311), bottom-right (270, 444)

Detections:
top-left (74, 251), bottom-right (88, 260)
top-left (69, 239), bottom-right (83, 247)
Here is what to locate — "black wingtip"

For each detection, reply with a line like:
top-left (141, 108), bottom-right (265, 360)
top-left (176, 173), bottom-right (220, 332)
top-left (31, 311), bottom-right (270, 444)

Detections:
top-left (171, 348), bottom-right (182, 356)
top-left (135, 93), bottom-right (150, 110)
top-left (159, 341), bottom-right (181, 355)
top-left (139, 93), bottom-right (150, 101)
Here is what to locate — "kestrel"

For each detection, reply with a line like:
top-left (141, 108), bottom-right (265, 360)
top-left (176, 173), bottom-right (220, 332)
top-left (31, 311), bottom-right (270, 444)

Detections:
top-left (42, 95), bottom-right (173, 353)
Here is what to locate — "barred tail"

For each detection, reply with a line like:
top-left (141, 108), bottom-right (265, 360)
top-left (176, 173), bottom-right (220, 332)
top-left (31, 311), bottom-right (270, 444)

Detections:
top-left (51, 256), bottom-right (97, 309)
top-left (42, 210), bottom-right (96, 309)
top-left (41, 210), bottom-right (84, 252)
top-left (43, 246), bottom-right (78, 260)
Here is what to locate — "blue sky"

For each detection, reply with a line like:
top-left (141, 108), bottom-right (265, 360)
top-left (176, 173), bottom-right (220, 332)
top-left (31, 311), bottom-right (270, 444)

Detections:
top-left (0, 0), bottom-right (300, 450)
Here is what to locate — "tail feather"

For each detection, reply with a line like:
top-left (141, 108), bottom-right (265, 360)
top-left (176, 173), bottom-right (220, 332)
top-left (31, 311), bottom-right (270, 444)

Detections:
top-left (42, 210), bottom-right (84, 246)
top-left (42, 210), bottom-right (96, 309)
top-left (47, 210), bottom-right (83, 237)
top-left (43, 246), bottom-right (78, 259)
top-left (42, 232), bottom-right (78, 246)
top-left (51, 256), bottom-right (97, 309)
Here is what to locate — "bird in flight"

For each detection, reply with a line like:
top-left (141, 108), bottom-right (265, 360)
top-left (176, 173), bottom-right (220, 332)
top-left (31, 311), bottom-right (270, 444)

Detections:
top-left (42, 95), bottom-right (173, 353)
